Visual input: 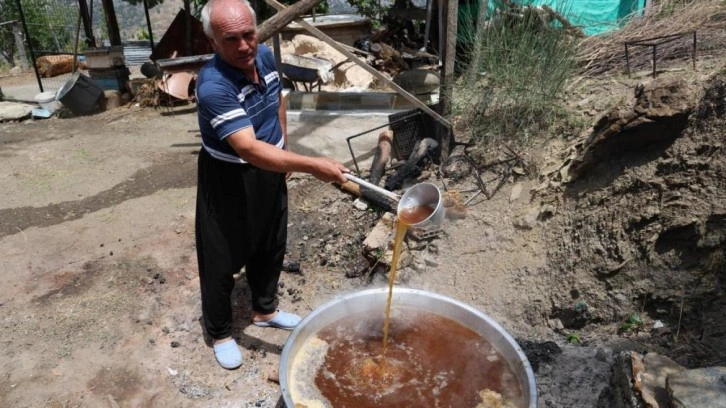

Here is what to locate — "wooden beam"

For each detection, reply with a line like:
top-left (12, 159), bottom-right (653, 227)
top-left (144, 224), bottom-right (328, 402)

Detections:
top-left (438, 0), bottom-right (458, 160)
top-left (263, 0), bottom-right (451, 130)
top-left (184, 0), bottom-right (192, 56)
top-left (100, 0), bottom-right (121, 46)
top-left (257, 0), bottom-right (320, 43)
top-left (77, 0), bottom-right (95, 47)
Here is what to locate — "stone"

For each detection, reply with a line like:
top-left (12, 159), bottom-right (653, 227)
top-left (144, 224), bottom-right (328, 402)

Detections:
top-left (596, 352), bottom-right (642, 408)
top-left (523, 341), bottom-right (613, 407)
top-left (102, 90), bottom-right (122, 110)
top-left (362, 212), bottom-right (395, 254)
top-left (548, 318), bottom-right (565, 330)
top-left (667, 366), bottom-right (726, 408)
top-left (539, 204), bottom-right (556, 220)
top-left (633, 353), bottom-right (685, 408)
top-left (422, 254), bottom-right (438, 267)
top-left (352, 198), bottom-right (369, 211)
top-left (0, 101), bottom-right (33, 122)
top-left (509, 182), bottom-right (523, 202)
top-left (513, 207), bottom-right (540, 230)
top-left (392, 69), bottom-right (440, 95)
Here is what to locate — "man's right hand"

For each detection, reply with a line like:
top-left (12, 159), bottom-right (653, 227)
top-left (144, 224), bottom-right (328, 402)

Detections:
top-left (311, 157), bottom-right (349, 184)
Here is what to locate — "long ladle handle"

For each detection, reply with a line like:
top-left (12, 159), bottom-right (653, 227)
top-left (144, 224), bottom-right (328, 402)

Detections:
top-left (344, 173), bottom-right (401, 202)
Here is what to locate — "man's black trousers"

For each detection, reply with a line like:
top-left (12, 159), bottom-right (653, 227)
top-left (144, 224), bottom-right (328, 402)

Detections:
top-left (195, 148), bottom-right (288, 340)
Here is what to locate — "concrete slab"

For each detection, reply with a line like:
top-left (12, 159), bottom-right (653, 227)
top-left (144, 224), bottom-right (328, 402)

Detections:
top-left (286, 110), bottom-right (392, 174)
top-left (0, 101), bottom-right (34, 121)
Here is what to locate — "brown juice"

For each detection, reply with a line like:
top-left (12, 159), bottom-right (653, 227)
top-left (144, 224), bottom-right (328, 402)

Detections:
top-left (382, 204), bottom-right (435, 356)
top-left (312, 309), bottom-right (524, 407)
top-left (398, 204), bottom-right (435, 226)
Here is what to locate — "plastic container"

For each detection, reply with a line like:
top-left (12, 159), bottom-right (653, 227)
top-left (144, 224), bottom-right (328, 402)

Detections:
top-left (57, 72), bottom-right (104, 115)
top-left (34, 91), bottom-right (60, 113)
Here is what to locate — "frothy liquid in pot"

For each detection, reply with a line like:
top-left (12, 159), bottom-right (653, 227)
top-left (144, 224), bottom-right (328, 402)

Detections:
top-left (309, 310), bottom-right (524, 408)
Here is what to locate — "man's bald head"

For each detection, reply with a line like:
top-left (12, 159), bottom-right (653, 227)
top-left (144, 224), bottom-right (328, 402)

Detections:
top-left (201, 0), bottom-right (257, 38)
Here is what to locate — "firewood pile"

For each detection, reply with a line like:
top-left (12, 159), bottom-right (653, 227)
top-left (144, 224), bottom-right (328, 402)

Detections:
top-left (351, 6), bottom-right (438, 77)
top-left (577, 0), bottom-right (726, 76)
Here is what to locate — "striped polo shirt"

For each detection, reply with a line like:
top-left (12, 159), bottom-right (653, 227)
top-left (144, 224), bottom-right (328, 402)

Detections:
top-left (195, 44), bottom-right (283, 164)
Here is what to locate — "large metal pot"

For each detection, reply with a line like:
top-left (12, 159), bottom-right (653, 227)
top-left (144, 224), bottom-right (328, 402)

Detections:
top-left (279, 287), bottom-right (537, 407)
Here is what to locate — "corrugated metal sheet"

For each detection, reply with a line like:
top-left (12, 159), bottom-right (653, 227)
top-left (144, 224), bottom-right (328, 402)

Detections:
top-left (123, 40), bottom-right (155, 66)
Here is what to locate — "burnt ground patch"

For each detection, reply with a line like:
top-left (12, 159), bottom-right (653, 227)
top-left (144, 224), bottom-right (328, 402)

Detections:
top-left (0, 153), bottom-right (195, 239)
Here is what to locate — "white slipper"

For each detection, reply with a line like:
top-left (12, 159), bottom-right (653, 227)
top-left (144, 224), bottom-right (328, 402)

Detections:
top-left (213, 339), bottom-right (243, 370)
top-left (252, 311), bottom-right (301, 330)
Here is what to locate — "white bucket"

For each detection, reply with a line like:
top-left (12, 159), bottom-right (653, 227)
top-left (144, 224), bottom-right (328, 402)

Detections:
top-left (34, 91), bottom-right (60, 113)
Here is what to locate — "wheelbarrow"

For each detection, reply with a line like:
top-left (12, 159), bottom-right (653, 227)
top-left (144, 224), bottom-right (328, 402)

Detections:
top-left (280, 54), bottom-right (345, 92)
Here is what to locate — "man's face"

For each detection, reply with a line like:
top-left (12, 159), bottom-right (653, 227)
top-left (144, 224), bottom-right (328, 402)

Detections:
top-left (210, 2), bottom-right (258, 75)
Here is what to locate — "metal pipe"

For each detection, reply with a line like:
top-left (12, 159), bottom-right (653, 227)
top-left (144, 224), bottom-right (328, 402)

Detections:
top-left (142, 0), bottom-right (155, 52)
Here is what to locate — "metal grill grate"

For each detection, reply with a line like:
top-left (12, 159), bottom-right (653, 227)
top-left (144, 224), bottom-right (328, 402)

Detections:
top-left (388, 109), bottom-right (425, 160)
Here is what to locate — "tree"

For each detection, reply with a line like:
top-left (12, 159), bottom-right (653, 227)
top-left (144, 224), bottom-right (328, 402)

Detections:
top-left (0, 0), bottom-right (23, 65)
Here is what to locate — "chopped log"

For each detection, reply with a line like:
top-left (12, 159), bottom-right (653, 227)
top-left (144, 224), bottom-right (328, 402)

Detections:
top-left (384, 138), bottom-right (439, 191)
top-left (369, 130), bottom-right (393, 186)
top-left (36, 55), bottom-right (86, 78)
top-left (257, 0), bottom-right (320, 43)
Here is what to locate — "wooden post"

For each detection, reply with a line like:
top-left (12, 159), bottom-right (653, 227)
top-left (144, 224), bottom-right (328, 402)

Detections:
top-left (184, 0), bottom-right (192, 56)
top-left (100, 0), bottom-right (121, 46)
top-left (11, 21), bottom-right (28, 70)
top-left (142, 0), bottom-right (155, 52)
top-left (14, 0), bottom-right (43, 91)
top-left (438, 0), bottom-right (458, 161)
top-left (77, 0), bottom-right (96, 47)
top-left (272, 33), bottom-right (283, 82)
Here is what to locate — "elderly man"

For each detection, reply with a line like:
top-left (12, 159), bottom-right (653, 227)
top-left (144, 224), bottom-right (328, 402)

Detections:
top-left (196, 0), bottom-right (348, 369)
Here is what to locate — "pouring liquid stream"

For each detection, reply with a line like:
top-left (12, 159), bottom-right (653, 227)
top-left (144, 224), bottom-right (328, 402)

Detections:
top-left (380, 205), bottom-right (435, 363)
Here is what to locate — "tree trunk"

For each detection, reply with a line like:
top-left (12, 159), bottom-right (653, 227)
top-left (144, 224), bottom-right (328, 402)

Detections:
top-left (12, 22), bottom-right (28, 70)
top-left (369, 130), bottom-right (393, 186)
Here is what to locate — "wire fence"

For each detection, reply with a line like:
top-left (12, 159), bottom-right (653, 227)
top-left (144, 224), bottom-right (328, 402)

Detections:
top-left (7, 0), bottom-right (82, 92)
top-left (3, 0), bottom-right (160, 96)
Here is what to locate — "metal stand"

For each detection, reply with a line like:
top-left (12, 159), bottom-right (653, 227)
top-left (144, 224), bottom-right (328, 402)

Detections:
top-left (625, 31), bottom-right (697, 78)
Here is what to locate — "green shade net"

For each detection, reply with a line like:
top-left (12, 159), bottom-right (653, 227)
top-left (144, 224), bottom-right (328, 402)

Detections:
top-left (459, 0), bottom-right (646, 37)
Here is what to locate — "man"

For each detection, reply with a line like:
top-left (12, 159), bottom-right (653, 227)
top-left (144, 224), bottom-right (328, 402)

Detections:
top-left (196, 0), bottom-right (348, 369)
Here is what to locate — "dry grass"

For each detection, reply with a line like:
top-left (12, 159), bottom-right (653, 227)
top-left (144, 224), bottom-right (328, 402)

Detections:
top-left (577, 0), bottom-right (726, 76)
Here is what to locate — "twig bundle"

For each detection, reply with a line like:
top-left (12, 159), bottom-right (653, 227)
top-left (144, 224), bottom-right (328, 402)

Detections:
top-left (577, 0), bottom-right (726, 76)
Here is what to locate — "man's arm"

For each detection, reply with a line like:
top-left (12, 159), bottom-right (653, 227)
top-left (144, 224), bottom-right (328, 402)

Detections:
top-left (226, 128), bottom-right (348, 184)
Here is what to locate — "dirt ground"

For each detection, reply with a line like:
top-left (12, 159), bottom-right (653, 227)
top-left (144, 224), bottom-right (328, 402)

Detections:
top-left (0, 58), bottom-right (724, 408)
